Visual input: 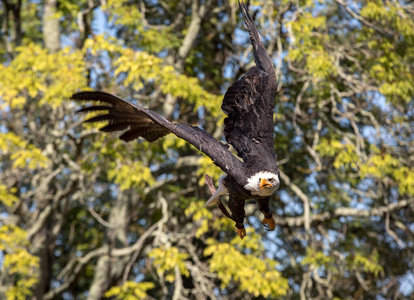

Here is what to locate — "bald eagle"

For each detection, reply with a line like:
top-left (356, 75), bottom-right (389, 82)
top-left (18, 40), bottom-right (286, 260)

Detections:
top-left (71, 0), bottom-right (279, 239)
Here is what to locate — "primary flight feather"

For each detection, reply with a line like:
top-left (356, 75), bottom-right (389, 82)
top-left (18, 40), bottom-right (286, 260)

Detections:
top-left (71, 0), bottom-right (279, 239)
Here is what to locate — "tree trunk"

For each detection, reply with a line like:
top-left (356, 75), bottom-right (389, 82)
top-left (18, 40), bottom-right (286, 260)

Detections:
top-left (87, 190), bottom-right (138, 300)
top-left (43, 0), bottom-right (60, 53)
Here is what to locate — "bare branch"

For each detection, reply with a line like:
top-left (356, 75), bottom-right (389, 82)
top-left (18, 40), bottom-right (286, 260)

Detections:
top-left (279, 170), bottom-right (311, 233)
top-left (274, 198), bottom-right (414, 228)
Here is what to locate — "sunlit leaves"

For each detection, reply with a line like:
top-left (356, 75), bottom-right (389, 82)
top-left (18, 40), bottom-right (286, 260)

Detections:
top-left (83, 35), bottom-right (123, 55)
top-left (360, 153), bottom-right (399, 179)
top-left (105, 281), bottom-right (155, 300)
top-left (4, 250), bottom-right (39, 300)
top-left (287, 12), bottom-right (335, 79)
top-left (352, 250), bottom-right (383, 277)
top-left (185, 202), bottom-right (213, 238)
top-left (0, 225), bottom-right (29, 251)
top-left (367, 39), bottom-right (414, 103)
top-left (83, 36), bottom-right (222, 117)
top-left (0, 44), bottom-right (86, 109)
top-left (305, 51), bottom-right (335, 79)
top-left (114, 48), bottom-right (163, 91)
top-left (0, 185), bottom-right (19, 207)
top-left (103, 0), bottom-right (180, 53)
top-left (394, 167), bottom-right (414, 196)
top-left (0, 225), bottom-right (39, 300)
top-left (185, 201), bottom-right (241, 238)
top-left (290, 13), bottom-right (326, 35)
top-left (107, 160), bottom-right (154, 190)
top-left (317, 138), bottom-right (414, 197)
top-left (83, 135), bottom-right (156, 190)
top-left (149, 246), bottom-right (190, 282)
top-left (301, 247), bottom-right (334, 271)
top-left (0, 132), bottom-right (49, 170)
top-left (204, 235), bottom-right (289, 298)
top-left (316, 138), bottom-right (358, 170)
top-left (360, 0), bottom-right (414, 103)
top-left (361, 152), bottom-right (414, 196)
top-left (160, 135), bottom-right (187, 153)
top-left (301, 247), bottom-right (383, 281)
top-left (159, 69), bottom-right (222, 116)
top-left (317, 139), bottom-right (414, 196)
top-left (196, 156), bottom-right (223, 185)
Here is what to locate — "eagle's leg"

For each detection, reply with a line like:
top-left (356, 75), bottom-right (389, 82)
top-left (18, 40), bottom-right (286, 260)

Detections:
top-left (257, 198), bottom-right (276, 231)
top-left (236, 225), bottom-right (246, 239)
top-left (262, 216), bottom-right (276, 231)
top-left (229, 197), bottom-right (246, 239)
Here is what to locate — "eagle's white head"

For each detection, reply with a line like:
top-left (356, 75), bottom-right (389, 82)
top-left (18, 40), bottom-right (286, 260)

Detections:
top-left (244, 171), bottom-right (280, 196)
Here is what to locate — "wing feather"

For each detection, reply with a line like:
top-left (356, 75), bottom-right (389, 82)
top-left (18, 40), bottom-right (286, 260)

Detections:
top-left (84, 114), bottom-right (115, 123)
top-left (72, 91), bottom-right (171, 142)
top-left (238, 0), bottom-right (273, 71)
top-left (100, 123), bottom-right (130, 132)
top-left (222, 67), bottom-right (276, 162)
top-left (221, 2), bottom-right (278, 164)
top-left (77, 106), bottom-right (112, 113)
top-left (71, 91), bottom-right (244, 182)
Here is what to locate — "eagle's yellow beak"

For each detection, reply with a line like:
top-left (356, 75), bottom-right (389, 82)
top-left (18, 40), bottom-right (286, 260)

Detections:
top-left (260, 178), bottom-right (272, 189)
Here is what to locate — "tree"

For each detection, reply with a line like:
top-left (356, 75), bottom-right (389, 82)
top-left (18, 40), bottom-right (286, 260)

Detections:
top-left (0, 0), bottom-right (413, 299)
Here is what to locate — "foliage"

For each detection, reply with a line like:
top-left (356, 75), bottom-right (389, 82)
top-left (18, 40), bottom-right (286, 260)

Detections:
top-left (105, 281), bottom-right (155, 300)
top-left (0, 0), bottom-right (413, 299)
top-left (0, 225), bottom-right (39, 300)
top-left (0, 44), bottom-right (85, 109)
top-left (360, 0), bottom-right (414, 103)
top-left (108, 160), bottom-right (154, 190)
top-left (317, 138), bottom-right (359, 170)
top-left (0, 185), bottom-right (19, 208)
top-left (0, 132), bottom-right (49, 170)
top-left (205, 233), bottom-right (289, 298)
top-left (149, 246), bottom-right (190, 282)
top-left (185, 202), bottom-right (214, 238)
top-left (84, 35), bottom-right (222, 116)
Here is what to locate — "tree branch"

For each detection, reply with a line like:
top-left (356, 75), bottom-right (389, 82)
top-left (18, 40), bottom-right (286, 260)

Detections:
top-left (279, 170), bottom-right (311, 233)
top-left (275, 198), bottom-right (414, 228)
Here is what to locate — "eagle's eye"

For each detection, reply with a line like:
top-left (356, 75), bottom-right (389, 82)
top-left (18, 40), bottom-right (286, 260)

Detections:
top-left (269, 178), bottom-right (274, 182)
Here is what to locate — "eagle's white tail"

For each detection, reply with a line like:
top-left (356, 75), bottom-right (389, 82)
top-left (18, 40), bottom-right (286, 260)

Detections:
top-left (203, 177), bottom-right (228, 207)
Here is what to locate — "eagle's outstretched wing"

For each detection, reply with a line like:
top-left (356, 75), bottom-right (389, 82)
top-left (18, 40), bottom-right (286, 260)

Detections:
top-left (221, 1), bottom-right (277, 163)
top-left (71, 91), bottom-right (244, 181)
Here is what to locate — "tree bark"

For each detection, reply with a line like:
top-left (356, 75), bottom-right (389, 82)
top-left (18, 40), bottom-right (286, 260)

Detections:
top-left (43, 0), bottom-right (60, 53)
top-left (87, 190), bottom-right (137, 300)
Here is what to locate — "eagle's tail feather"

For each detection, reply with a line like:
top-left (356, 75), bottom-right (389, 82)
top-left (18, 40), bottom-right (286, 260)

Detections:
top-left (203, 177), bottom-right (228, 207)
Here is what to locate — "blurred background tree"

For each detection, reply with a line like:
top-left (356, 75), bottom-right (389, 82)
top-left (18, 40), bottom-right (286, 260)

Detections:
top-left (0, 0), bottom-right (413, 299)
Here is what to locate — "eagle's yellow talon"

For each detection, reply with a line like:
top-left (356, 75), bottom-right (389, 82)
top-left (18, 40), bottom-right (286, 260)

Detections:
top-left (262, 216), bottom-right (276, 231)
top-left (237, 227), bottom-right (246, 239)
